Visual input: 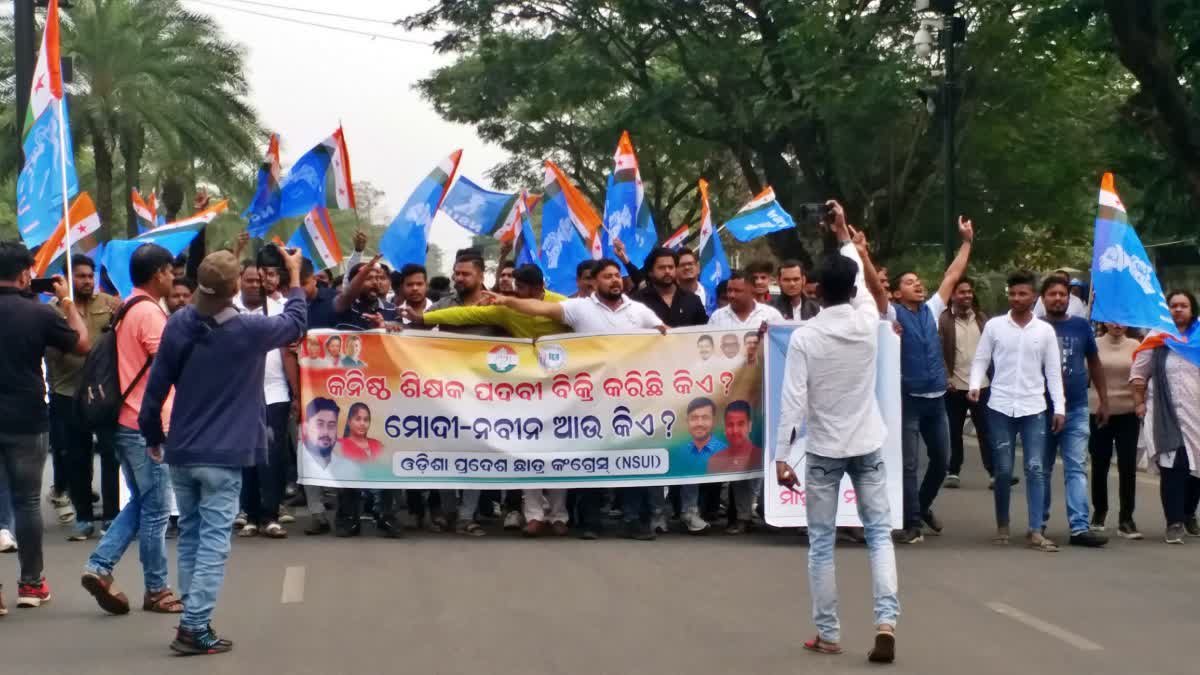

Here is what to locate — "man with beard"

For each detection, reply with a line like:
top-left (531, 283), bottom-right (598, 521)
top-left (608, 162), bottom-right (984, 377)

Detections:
top-left (429, 252), bottom-right (507, 537)
top-left (633, 247), bottom-right (709, 534)
top-left (676, 249), bottom-right (707, 310)
top-left (773, 260), bottom-right (821, 321)
top-left (300, 398), bottom-right (340, 473)
top-left (486, 258), bottom-right (666, 540)
top-left (494, 260), bottom-right (516, 294)
top-left (167, 278), bottom-right (195, 314)
top-left (46, 256), bottom-right (120, 542)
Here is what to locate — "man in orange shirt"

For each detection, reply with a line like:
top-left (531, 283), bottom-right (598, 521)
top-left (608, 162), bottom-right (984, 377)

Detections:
top-left (81, 243), bottom-right (182, 616)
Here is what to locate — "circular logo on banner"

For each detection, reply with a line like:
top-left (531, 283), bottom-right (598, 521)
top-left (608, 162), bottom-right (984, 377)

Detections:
top-left (487, 345), bottom-right (519, 373)
top-left (537, 343), bottom-right (567, 372)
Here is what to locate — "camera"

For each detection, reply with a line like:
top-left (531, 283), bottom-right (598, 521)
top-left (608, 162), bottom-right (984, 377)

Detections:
top-left (795, 203), bottom-right (831, 227)
top-left (255, 242), bottom-right (292, 287)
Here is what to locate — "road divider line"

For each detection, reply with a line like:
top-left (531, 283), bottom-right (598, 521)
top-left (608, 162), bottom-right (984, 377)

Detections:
top-left (985, 601), bottom-right (1103, 651)
top-left (281, 566), bottom-right (306, 604)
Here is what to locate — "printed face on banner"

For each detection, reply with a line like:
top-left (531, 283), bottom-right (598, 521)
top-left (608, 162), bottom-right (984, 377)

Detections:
top-left (297, 328), bottom-right (764, 488)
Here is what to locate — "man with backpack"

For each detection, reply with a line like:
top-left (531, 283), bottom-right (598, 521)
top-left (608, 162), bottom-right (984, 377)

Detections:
top-left (80, 243), bottom-right (183, 616)
top-left (139, 248), bottom-right (307, 655)
top-left (0, 241), bottom-right (92, 612)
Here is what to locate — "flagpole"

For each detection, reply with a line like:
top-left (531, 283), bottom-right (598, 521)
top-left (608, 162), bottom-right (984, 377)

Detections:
top-left (55, 97), bottom-right (74, 302)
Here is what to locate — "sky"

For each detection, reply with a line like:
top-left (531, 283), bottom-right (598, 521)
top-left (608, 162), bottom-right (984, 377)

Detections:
top-left (182, 0), bottom-right (510, 256)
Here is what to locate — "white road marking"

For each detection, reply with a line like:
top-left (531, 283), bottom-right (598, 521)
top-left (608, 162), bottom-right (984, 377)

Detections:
top-left (281, 566), bottom-right (306, 604)
top-left (985, 601), bottom-right (1103, 651)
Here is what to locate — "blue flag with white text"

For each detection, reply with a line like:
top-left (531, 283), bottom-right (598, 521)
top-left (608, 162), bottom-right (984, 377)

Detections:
top-left (16, 100), bottom-right (79, 248)
top-left (723, 187), bottom-right (795, 242)
top-left (379, 150), bottom-right (462, 269)
top-left (439, 176), bottom-right (520, 237)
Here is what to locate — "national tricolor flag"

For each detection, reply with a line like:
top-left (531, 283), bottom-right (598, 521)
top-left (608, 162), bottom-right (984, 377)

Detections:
top-left (696, 179), bottom-right (730, 313)
top-left (288, 206), bottom-right (344, 272)
top-left (23, 0), bottom-right (64, 139)
top-left (33, 192), bottom-right (101, 277)
top-left (132, 188), bottom-right (158, 234)
top-left (663, 224), bottom-right (690, 250)
top-left (329, 126), bottom-right (355, 210)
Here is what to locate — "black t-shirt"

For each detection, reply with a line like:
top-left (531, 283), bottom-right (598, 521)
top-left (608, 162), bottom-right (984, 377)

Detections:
top-left (0, 287), bottom-right (80, 434)
top-left (633, 285), bottom-right (709, 328)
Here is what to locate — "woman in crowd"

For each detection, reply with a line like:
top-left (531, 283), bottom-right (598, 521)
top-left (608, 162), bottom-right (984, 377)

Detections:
top-left (1088, 323), bottom-right (1142, 538)
top-left (1131, 290), bottom-right (1200, 544)
top-left (337, 403), bottom-right (384, 463)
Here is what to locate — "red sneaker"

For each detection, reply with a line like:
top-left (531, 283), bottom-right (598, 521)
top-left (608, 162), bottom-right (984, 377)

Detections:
top-left (17, 578), bottom-right (51, 608)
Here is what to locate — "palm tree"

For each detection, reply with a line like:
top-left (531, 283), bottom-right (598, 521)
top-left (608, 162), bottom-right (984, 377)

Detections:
top-left (64, 0), bottom-right (261, 236)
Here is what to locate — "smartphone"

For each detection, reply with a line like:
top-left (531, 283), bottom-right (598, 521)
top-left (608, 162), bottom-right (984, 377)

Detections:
top-left (796, 203), bottom-right (831, 227)
top-left (30, 277), bottom-right (58, 294)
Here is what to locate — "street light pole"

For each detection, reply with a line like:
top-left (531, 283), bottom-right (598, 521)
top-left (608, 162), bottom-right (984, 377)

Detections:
top-left (941, 11), bottom-right (957, 267)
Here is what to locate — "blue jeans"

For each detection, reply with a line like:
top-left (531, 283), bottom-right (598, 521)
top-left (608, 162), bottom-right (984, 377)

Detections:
top-left (0, 473), bottom-right (13, 532)
top-left (680, 484), bottom-right (702, 514)
top-left (901, 394), bottom-right (950, 528)
top-left (805, 451), bottom-right (899, 642)
top-left (1044, 406), bottom-right (1091, 534)
top-left (171, 465), bottom-right (242, 632)
top-left (85, 427), bottom-right (170, 593)
top-left (985, 409), bottom-right (1048, 531)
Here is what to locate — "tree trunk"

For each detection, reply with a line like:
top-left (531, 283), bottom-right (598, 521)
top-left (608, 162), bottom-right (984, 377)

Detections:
top-left (88, 119), bottom-right (115, 238)
top-left (119, 125), bottom-right (144, 238)
top-left (160, 175), bottom-right (184, 221)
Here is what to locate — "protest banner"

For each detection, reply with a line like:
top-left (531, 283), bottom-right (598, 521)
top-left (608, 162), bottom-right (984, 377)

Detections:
top-left (297, 327), bottom-right (764, 489)
top-left (761, 323), bottom-right (904, 528)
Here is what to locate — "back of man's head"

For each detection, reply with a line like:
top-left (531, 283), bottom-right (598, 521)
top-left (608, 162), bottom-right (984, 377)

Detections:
top-left (130, 243), bottom-right (174, 288)
top-left (515, 264), bottom-right (544, 287)
top-left (815, 253), bottom-right (859, 307)
top-left (0, 240), bottom-right (34, 282)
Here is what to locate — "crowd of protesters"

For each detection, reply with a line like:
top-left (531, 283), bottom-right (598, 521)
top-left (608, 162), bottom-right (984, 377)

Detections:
top-left (0, 200), bottom-right (1197, 661)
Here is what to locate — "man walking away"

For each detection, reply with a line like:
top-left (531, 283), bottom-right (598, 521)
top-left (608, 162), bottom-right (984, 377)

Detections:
top-left (0, 241), bottom-right (91, 610)
top-left (81, 243), bottom-right (182, 616)
top-left (774, 204), bottom-right (898, 663)
top-left (139, 248), bottom-right (307, 655)
top-left (968, 271), bottom-right (1066, 552)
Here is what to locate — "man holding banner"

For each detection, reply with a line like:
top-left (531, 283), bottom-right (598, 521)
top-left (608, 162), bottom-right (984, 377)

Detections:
top-left (773, 203), bottom-right (898, 663)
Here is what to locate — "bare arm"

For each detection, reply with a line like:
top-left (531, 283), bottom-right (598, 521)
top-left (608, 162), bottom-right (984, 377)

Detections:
top-left (849, 226), bottom-right (888, 316)
top-left (334, 253), bottom-right (381, 314)
top-left (486, 290), bottom-right (566, 323)
top-left (52, 277), bottom-right (91, 354)
top-left (934, 216), bottom-right (974, 304)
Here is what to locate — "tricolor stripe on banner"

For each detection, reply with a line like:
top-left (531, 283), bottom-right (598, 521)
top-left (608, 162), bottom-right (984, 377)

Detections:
top-left (33, 192), bottom-right (101, 276)
top-left (288, 206), bottom-right (344, 272)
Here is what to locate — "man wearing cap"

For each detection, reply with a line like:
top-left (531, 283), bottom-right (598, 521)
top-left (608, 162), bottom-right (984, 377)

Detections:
top-left (138, 247), bottom-right (307, 655)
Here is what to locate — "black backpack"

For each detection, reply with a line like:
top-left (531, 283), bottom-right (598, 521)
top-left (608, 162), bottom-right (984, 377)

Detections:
top-left (76, 295), bottom-right (157, 431)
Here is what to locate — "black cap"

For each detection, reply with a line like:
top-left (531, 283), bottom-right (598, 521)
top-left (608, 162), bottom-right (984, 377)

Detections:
top-left (514, 264), bottom-right (544, 287)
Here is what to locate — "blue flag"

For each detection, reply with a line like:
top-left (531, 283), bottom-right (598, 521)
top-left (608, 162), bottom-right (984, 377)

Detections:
top-left (379, 150), bottom-right (461, 269)
top-left (1090, 174), bottom-right (1175, 335)
top-left (17, 100), bottom-right (79, 248)
top-left (603, 133), bottom-right (657, 273)
top-left (275, 140), bottom-right (335, 223)
top-left (100, 221), bottom-right (208, 298)
top-left (514, 196), bottom-right (541, 270)
top-left (439, 176), bottom-right (520, 236)
top-left (242, 133), bottom-right (283, 237)
top-left (541, 167), bottom-right (593, 296)
top-left (723, 187), bottom-right (796, 242)
top-left (697, 180), bottom-right (729, 314)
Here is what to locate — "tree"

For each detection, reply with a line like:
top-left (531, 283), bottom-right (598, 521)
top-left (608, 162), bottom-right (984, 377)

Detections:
top-left (353, 180), bottom-right (386, 226)
top-left (64, 0), bottom-right (261, 237)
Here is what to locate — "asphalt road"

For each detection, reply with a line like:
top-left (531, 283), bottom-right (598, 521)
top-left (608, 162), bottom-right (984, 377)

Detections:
top-left (3, 445), bottom-right (1199, 675)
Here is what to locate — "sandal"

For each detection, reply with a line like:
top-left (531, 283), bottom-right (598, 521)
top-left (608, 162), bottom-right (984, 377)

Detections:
top-left (803, 636), bottom-right (843, 655)
top-left (992, 527), bottom-right (1010, 545)
top-left (427, 517), bottom-right (449, 534)
top-left (1026, 532), bottom-right (1059, 552)
top-left (456, 521), bottom-right (486, 537)
top-left (868, 626), bottom-right (896, 664)
top-left (143, 589), bottom-right (184, 614)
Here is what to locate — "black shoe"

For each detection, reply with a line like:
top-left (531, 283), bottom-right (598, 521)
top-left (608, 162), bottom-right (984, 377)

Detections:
top-left (375, 516), bottom-right (404, 539)
top-left (165, 518), bottom-right (180, 540)
top-left (1069, 530), bottom-right (1108, 547)
top-left (578, 529), bottom-right (600, 541)
top-left (893, 527), bottom-right (923, 544)
top-left (333, 520), bottom-right (361, 538)
top-left (1185, 517), bottom-right (1200, 537)
top-left (304, 513), bottom-right (331, 536)
top-left (170, 625), bottom-right (233, 656)
top-left (622, 523), bottom-right (656, 541)
top-left (921, 511), bottom-right (943, 536)
top-left (1011, 476), bottom-right (1020, 486)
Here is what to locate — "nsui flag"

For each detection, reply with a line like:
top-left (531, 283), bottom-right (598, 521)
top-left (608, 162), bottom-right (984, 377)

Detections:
top-left (1089, 173), bottom-right (1175, 335)
top-left (723, 187), bottom-right (795, 242)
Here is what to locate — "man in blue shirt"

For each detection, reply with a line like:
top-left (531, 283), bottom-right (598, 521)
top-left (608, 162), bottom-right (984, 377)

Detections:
top-left (890, 217), bottom-right (974, 544)
top-left (1040, 277), bottom-right (1110, 547)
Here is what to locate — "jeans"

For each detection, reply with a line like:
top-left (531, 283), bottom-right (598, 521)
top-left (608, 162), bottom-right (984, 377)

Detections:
top-left (679, 483), bottom-right (703, 514)
top-left (0, 475), bottom-right (13, 531)
top-left (730, 480), bottom-right (759, 523)
top-left (171, 465), bottom-right (241, 632)
top-left (805, 451), bottom-right (899, 642)
top-left (50, 394), bottom-right (120, 523)
top-left (1159, 448), bottom-right (1200, 526)
top-left (437, 489), bottom-right (481, 523)
top-left (946, 388), bottom-right (994, 477)
top-left (619, 486), bottom-right (653, 526)
top-left (85, 427), bottom-right (171, 593)
top-left (241, 402), bottom-right (290, 526)
top-left (0, 432), bottom-right (48, 583)
top-left (900, 394), bottom-right (950, 528)
top-left (1043, 405), bottom-right (1091, 534)
top-left (573, 489), bottom-right (607, 531)
top-left (985, 409), bottom-right (1048, 531)
top-left (1089, 413), bottom-right (1140, 524)
top-left (522, 488), bottom-right (568, 523)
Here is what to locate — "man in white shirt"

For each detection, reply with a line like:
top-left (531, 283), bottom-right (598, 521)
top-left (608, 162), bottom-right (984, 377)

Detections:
top-left (486, 258), bottom-right (666, 540)
top-left (775, 204), bottom-right (897, 663)
top-left (889, 217), bottom-right (974, 544)
top-left (232, 258), bottom-right (297, 539)
top-left (968, 270), bottom-right (1066, 552)
top-left (677, 271), bottom-right (784, 534)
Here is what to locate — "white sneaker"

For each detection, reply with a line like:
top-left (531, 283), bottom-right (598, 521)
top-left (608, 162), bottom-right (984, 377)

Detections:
top-left (0, 529), bottom-right (16, 553)
top-left (681, 511), bottom-right (710, 534)
top-left (503, 511), bottom-right (522, 530)
top-left (651, 515), bottom-right (669, 534)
